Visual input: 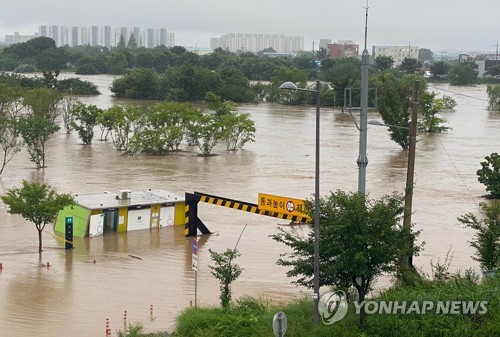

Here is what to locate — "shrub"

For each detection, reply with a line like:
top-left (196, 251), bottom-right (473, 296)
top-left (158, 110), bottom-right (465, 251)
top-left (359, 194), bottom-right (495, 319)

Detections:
top-left (477, 153), bottom-right (500, 199)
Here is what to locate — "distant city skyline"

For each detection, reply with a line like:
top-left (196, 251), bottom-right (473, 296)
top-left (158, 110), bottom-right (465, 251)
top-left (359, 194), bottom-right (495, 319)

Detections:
top-left (31, 25), bottom-right (175, 48)
top-left (2, 25), bottom-right (497, 56)
top-left (1, 0), bottom-right (499, 54)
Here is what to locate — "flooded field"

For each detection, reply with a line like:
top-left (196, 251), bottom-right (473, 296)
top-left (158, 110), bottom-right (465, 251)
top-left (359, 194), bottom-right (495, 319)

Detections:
top-left (0, 75), bottom-right (498, 336)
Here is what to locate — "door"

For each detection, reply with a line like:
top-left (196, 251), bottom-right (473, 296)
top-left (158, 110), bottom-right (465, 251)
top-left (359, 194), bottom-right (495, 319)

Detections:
top-left (89, 213), bottom-right (104, 237)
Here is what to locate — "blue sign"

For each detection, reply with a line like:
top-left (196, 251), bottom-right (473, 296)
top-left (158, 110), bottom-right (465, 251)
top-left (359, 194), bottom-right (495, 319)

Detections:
top-left (193, 238), bottom-right (198, 254)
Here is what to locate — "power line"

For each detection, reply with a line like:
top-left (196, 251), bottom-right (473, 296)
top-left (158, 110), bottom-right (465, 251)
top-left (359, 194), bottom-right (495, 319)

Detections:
top-left (435, 134), bottom-right (481, 211)
top-left (428, 85), bottom-right (489, 102)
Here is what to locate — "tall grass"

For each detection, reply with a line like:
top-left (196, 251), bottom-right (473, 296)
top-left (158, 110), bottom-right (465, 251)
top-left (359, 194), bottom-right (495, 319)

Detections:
top-left (172, 274), bottom-right (499, 337)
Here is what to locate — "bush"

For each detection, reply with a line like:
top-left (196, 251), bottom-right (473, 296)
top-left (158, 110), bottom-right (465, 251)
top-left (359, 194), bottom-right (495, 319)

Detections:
top-left (57, 78), bottom-right (100, 95)
top-left (14, 63), bottom-right (37, 73)
top-left (477, 153), bottom-right (500, 199)
top-left (458, 201), bottom-right (500, 271)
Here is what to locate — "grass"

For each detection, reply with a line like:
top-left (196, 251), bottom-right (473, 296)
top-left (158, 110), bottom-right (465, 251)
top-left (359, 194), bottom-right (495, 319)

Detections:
top-left (170, 273), bottom-right (499, 337)
top-left (117, 271), bottom-right (499, 337)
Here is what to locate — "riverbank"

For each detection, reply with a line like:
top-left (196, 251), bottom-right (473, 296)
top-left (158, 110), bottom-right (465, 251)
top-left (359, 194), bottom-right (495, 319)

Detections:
top-left (164, 272), bottom-right (498, 337)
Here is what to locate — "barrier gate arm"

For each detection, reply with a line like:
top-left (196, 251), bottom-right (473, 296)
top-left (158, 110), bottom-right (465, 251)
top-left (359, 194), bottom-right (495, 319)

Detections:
top-left (184, 192), bottom-right (310, 237)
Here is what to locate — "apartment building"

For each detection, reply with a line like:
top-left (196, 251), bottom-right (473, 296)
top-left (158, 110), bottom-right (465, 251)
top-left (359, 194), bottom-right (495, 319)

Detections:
top-left (36, 25), bottom-right (174, 48)
top-left (210, 33), bottom-right (304, 53)
top-left (372, 45), bottom-right (419, 67)
top-left (328, 40), bottom-right (359, 59)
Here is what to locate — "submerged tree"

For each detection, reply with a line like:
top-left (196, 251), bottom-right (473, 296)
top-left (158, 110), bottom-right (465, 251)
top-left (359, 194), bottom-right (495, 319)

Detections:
top-left (188, 114), bottom-right (222, 156)
top-left (208, 248), bottom-right (243, 308)
top-left (487, 85), bottom-right (500, 111)
top-left (271, 190), bottom-right (421, 327)
top-left (1, 180), bottom-right (75, 252)
top-left (70, 102), bottom-right (102, 145)
top-left (477, 153), bottom-right (500, 199)
top-left (0, 84), bottom-right (23, 175)
top-left (127, 102), bottom-right (198, 155)
top-left (219, 112), bottom-right (256, 151)
top-left (371, 73), bottom-right (414, 149)
top-left (61, 94), bottom-right (78, 134)
top-left (18, 115), bottom-right (59, 168)
top-left (206, 92), bottom-right (256, 151)
top-left (458, 201), bottom-right (500, 271)
top-left (97, 105), bottom-right (136, 151)
top-left (419, 91), bottom-right (450, 133)
top-left (18, 87), bottom-right (62, 168)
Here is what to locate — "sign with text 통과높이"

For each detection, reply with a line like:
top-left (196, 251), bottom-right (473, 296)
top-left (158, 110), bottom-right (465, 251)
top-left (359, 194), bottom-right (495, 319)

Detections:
top-left (258, 193), bottom-right (310, 219)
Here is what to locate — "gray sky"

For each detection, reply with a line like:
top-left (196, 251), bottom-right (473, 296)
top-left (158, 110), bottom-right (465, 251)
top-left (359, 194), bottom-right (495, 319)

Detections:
top-left (1, 0), bottom-right (499, 53)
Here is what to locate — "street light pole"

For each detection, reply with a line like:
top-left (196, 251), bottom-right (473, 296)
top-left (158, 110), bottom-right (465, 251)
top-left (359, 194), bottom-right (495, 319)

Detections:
top-left (313, 80), bottom-right (320, 324)
top-left (402, 80), bottom-right (419, 269)
top-left (367, 80), bottom-right (419, 270)
top-left (279, 80), bottom-right (321, 324)
top-left (357, 2), bottom-right (370, 195)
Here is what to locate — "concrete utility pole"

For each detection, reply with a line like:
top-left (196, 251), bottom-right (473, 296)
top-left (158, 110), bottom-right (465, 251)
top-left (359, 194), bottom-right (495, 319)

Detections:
top-left (402, 80), bottom-right (419, 269)
top-left (357, 1), bottom-right (370, 194)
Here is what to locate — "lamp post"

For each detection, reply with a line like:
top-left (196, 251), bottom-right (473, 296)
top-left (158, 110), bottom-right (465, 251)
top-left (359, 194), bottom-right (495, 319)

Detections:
top-left (367, 80), bottom-right (419, 269)
top-left (279, 80), bottom-right (321, 324)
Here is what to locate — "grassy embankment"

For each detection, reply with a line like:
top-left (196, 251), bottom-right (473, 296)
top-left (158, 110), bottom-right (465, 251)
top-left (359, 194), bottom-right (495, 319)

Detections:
top-left (122, 272), bottom-right (499, 337)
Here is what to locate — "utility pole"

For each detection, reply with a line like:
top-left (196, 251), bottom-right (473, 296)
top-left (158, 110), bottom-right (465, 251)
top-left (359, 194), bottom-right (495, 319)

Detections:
top-left (357, 1), bottom-right (369, 195)
top-left (402, 80), bottom-right (419, 269)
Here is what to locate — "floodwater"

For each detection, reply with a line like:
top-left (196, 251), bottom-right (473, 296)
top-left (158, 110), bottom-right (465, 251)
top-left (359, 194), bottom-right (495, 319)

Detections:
top-left (0, 74), bottom-right (498, 336)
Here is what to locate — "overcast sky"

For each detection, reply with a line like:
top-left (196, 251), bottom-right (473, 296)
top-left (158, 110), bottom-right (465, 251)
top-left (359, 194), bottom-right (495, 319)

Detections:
top-left (1, 0), bottom-right (499, 52)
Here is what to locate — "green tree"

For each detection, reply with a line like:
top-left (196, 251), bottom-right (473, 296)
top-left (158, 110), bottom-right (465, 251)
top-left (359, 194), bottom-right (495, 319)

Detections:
top-left (269, 66), bottom-right (308, 104)
top-left (321, 57), bottom-right (361, 107)
top-left (18, 115), bottom-right (59, 168)
top-left (18, 88), bottom-right (62, 168)
top-left (127, 34), bottom-right (138, 49)
top-left (204, 92), bottom-right (256, 150)
top-left (1, 180), bottom-right (75, 252)
top-left (458, 201), bottom-right (500, 271)
top-left (271, 190), bottom-right (420, 327)
top-left (418, 48), bottom-right (434, 64)
top-left (315, 47), bottom-right (329, 60)
top-left (220, 112), bottom-right (256, 151)
top-left (70, 102), bottom-right (102, 144)
top-left (0, 84), bottom-right (23, 175)
top-left (477, 153), bottom-right (500, 199)
top-left (22, 88), bottom-right (63, 122)
top-left (373, 55), bottom-right (394, 71)
top-left (106, 50), bottom-right (128, 75)
top-left (371, 73), bottom-right (426, 149)
top-left (110, 67), bottom-right (160, 100)
top-left (98, 105), bottom-right (134, 151)
top-left (487, 85), bottom-right (500, 111)
top-left (127, 102), bottom-right (198, 155)
top-left (117, 34), bottom-right (126, 49)
top-left (448, 60), bottom-right (478, 85)
top-left (430, 61), bottom-right (450, 79)
top-left (399, 57), bottom-right (422, 74)
top-left (419, 91), bottom-right (449, 133)
top-left (61, 95), bottom-right (78, 134)
top-left (187, 114), bottom-right (222, 156)
top-left (208, 248), bottom-right (243, 308)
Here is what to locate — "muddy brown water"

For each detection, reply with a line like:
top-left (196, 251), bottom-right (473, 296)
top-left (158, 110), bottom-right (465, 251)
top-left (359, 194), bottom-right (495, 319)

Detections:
top-left (0, 75), bottom-right (498, 336)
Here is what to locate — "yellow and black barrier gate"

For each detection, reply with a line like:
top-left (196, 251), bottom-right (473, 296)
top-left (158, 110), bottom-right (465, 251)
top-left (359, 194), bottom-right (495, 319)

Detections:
top-left (184, 192), bottom-right (310, 237)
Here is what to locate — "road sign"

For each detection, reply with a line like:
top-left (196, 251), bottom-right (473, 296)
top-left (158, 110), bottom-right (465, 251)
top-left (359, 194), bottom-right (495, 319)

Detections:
top-left (65, 216), bottom-right (73, 250)
top-left (272, 311), bottom-right (287, 337)
top-left (192, 253), bottom-right (198, 271)
top-left (258, 193), bottom-right (310, 219)
top-left (193, 238), bottom-right (198, 254)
